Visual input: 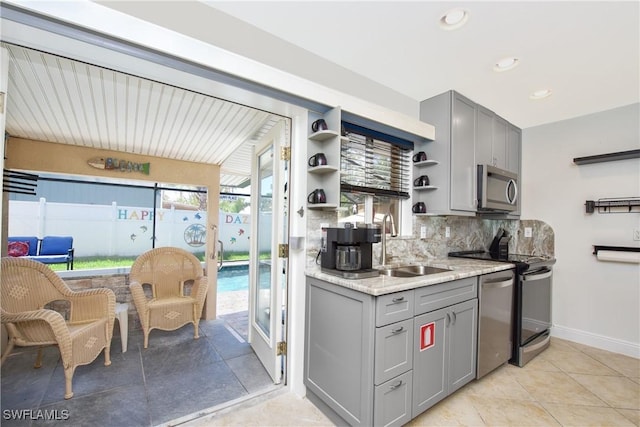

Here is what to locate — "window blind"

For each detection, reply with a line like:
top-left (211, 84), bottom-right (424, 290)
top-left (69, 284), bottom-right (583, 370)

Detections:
top-left (340, 126), bottom-right (412, 199)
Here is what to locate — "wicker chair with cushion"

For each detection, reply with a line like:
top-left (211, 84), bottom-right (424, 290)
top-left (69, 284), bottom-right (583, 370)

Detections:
top-left (129, 247), bottom-right (208, 349)
top-left (1, 257), bottom-right (115, 399)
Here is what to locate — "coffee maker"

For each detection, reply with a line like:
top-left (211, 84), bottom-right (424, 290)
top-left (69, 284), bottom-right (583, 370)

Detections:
top-left (321, 224), bottom-right (381, 279)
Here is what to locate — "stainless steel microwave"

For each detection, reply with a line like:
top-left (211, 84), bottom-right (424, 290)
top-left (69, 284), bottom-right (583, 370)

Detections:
top-left (477, 165), bottom-right (518, 212)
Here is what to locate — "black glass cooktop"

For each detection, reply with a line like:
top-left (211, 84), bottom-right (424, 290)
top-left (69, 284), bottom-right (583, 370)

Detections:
top-left (448, 250), bottom-right (552, 266)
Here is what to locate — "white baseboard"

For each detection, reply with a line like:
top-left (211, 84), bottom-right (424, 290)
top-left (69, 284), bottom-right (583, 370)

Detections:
top-left (551, 325), bottom-right (640, 359)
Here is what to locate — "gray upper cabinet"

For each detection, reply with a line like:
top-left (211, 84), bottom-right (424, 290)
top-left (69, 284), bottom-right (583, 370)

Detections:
top-left (419, 90), bottom-right (522, 217)
top-left (418, 91), bottom-right (477, 215)
top-left (476, 105), bottom-right (494, 167)
top-left (450, 92), bottom-right (478, 212)
top-left (475, 106), bottom-right (509, 170)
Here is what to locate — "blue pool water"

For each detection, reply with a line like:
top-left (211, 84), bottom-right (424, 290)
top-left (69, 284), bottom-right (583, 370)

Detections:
top-left (217, 264), bottom-right (249, 293)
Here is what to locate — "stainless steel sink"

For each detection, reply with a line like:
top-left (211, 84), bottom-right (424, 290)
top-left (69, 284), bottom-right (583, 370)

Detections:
top-left (378, 265), bottom-right (451, 277)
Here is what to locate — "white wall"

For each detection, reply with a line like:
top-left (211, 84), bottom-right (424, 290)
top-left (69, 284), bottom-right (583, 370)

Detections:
top-left (522, 103), bottom-right (640, 357)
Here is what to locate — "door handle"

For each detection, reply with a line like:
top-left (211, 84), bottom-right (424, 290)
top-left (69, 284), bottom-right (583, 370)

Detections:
top-left (523, 270), bottom-right (552, 281)
top-left (445, 312), bottom-right (451, 326)
top-left (392, 296), bottom-right (405, 303)
top-left (451, 311), bottom-right (457, 325)
top-left (217, 240), bottom-right (224, 272)
top-left (391, 326), bottom-right (404, 334)
top-left (482, 278), bottom-right (513, 289)
top-left (389, 380), bottom-right (403, 390)
top-left (506, 179), bottom-right (518, 204)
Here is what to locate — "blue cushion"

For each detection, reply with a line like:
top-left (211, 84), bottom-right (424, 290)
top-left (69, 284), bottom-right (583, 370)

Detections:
top-left (8, 236), bottom-right (39, 256)
top-left (39, 236), bottom-right (73, 256)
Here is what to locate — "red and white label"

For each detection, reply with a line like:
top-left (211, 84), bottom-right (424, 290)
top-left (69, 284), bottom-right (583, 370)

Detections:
top-left (420, 322), bottom-right (435, 351)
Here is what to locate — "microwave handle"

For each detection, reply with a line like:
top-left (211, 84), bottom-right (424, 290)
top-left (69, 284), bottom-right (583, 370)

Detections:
top-left (507, 179), bottom-right (518, 205)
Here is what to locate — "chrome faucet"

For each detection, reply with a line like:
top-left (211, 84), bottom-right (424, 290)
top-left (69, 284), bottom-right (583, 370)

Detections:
top-left (380, 212), bottom-right (397, 266)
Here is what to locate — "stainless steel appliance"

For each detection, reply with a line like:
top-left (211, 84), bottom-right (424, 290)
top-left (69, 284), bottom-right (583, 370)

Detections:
top-left (516, 263), bottom-right (554, 366)
top-left (321, 224), bottom-right (381, 279)
top-left (477, 165), bottom-right (518, 212)
top-left (477, 269), bottom-right (514, 378)
top-left (448, 250), bottom-right (556, 367)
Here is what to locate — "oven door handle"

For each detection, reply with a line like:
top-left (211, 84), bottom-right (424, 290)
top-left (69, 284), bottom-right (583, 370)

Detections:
top-left (482, 278), bottom-right (513, 289)
top-left (522, 270), bottom-right (552, 281)
top-left (523, 333), bottom-right (551, 353)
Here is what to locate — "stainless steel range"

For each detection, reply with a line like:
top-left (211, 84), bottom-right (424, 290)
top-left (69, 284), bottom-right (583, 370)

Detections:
top-left (448, 250), bottom-right (556, 367)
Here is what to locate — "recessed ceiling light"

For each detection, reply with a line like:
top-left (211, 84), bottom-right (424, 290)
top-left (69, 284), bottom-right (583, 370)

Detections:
top-left (494, 57), bottom-right (520, 72)
top-left (530, 89), bottom-right (553, 100)
top-left (439, 8), bottom-right (469, 30)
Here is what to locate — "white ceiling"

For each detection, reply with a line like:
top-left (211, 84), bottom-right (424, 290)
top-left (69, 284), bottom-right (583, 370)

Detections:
top-left (3, 43), bottom-right (283, 187)
top-left (207, 1), bottom-right (639, 129)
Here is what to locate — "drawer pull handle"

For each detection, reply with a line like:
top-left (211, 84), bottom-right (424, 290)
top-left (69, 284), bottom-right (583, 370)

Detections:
top-left (390, 380), bottom-right (403, 390)
top-left (392, 296), bottom-right (405, 303)
top-left (392, 326), bottom-right (404, 333)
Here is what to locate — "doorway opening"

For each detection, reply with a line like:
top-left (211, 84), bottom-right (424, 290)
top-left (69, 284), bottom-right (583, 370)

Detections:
top-left (1, 40), bottom-right (292, 424)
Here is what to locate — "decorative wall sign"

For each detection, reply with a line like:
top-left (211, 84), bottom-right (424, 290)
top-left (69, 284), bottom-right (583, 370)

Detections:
top-left (88, 157), bottom-right (150, 175)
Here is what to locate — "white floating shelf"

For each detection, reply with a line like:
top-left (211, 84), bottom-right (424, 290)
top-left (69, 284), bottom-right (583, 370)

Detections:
top-left (308, 165), bottom-right (338, 174)
top-left (309, 130), bottom-right (339, 142)
top-left (413, 160), bottom-right (439, 167)
top-left (307, 203), bottom-right (338, 210)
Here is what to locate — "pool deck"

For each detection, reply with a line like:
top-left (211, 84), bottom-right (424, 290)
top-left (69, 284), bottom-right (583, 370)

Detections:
top-left (217, 289), bottom-right (248, 316)
top-left (217, 290), bottom-right (248, 340)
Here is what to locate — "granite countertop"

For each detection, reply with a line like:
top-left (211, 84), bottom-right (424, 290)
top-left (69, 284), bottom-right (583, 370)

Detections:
top-left (305, 257), bottom-right (515, 296)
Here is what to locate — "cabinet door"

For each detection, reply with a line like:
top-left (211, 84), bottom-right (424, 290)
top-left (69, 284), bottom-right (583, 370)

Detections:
top-left (476, 106), bottom-right (494, 167)
top-left (492, 117), bottom-right (508, 169)
top-left (506, 124), bottom-right (521, 174)
top-left (448, 299), bottom-right (478, 393)
top-left (450, 92), bottom-right (477, 212)
top-left (374, 318), bottom-right (414, 385)
top-left (374, 371), bottom-right (413, 427)
top-left (305, 278), bottom-right (375, 426)
top-left (412, 307), bottom-right (448, 418)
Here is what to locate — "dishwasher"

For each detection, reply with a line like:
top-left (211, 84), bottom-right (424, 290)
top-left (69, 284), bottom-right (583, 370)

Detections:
top-left (477, 269), bottom-right (514, 379)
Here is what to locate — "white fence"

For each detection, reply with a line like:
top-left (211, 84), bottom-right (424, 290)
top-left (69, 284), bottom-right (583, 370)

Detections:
top-left (8, 199), bottom-right (258, 257)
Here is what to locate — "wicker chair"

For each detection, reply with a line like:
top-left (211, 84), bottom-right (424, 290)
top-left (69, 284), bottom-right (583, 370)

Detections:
top-left (1, 257), bottom-right (115, 399)
top-left (129, 247), bottom-right (208, 349)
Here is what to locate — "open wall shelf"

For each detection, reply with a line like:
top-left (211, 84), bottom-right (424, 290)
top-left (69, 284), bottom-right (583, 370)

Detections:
top-left (573, 149), bottom-right (640, 165)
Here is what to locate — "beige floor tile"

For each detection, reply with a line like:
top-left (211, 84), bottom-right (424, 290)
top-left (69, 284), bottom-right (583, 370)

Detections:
top-left (542, 349), bottom-right (621, 376)
top-left (570, 374), bottom-right (640, 410)
top-left (465, 365), bottom-right (534, 401)
top-left (189, 392), bottom-right (332, 427)
top-left (511, 370), bottom-right (606, 406)
top-left (542, 402), bottom-right (636, 426)
top-left (550, 337), bottom-right (585, 353)
top-left (617, 409), bottom-right (640, 426)
top-left (468, 395), bottom-right (560, 426)
top-left (408, 391), bottom-right (486, 427)
top-left (580, 347), bottom-right (640, 379)
top-left (504, 352), bottom-right (563, 373)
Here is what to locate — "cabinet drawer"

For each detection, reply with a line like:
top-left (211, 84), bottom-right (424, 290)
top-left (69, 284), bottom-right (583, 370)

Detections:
top-left (374, 371), bottom-right (413, 427)
top-left (376, 290), bottom-right (414, 327)
top-left (374, 318), bottom-right (414, 385)
top-left (414, 277), bottom-right (477, 316)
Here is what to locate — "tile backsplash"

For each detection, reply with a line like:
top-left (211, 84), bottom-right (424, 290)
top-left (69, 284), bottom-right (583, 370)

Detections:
top-left (305, 212), bottom-right (554, 267)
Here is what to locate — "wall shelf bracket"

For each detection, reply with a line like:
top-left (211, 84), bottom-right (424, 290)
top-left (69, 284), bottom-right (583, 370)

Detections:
top-left (585, 197), bottom-right (640, 214)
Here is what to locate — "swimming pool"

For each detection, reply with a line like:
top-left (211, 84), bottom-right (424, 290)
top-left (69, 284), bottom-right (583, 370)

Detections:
top-left (217, 264), bottom-right (249, 293)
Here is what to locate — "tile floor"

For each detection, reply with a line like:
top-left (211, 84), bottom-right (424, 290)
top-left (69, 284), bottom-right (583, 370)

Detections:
top-left (187, 337), bottom-right (640, 427)
top-left (1, 318), bottom-right (275, 427)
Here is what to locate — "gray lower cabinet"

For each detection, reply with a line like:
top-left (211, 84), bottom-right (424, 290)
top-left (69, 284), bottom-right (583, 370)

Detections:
top-left (412, 280), bottom-right (478, 417)
top-left (305, 276), bottom-right (478, 427)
